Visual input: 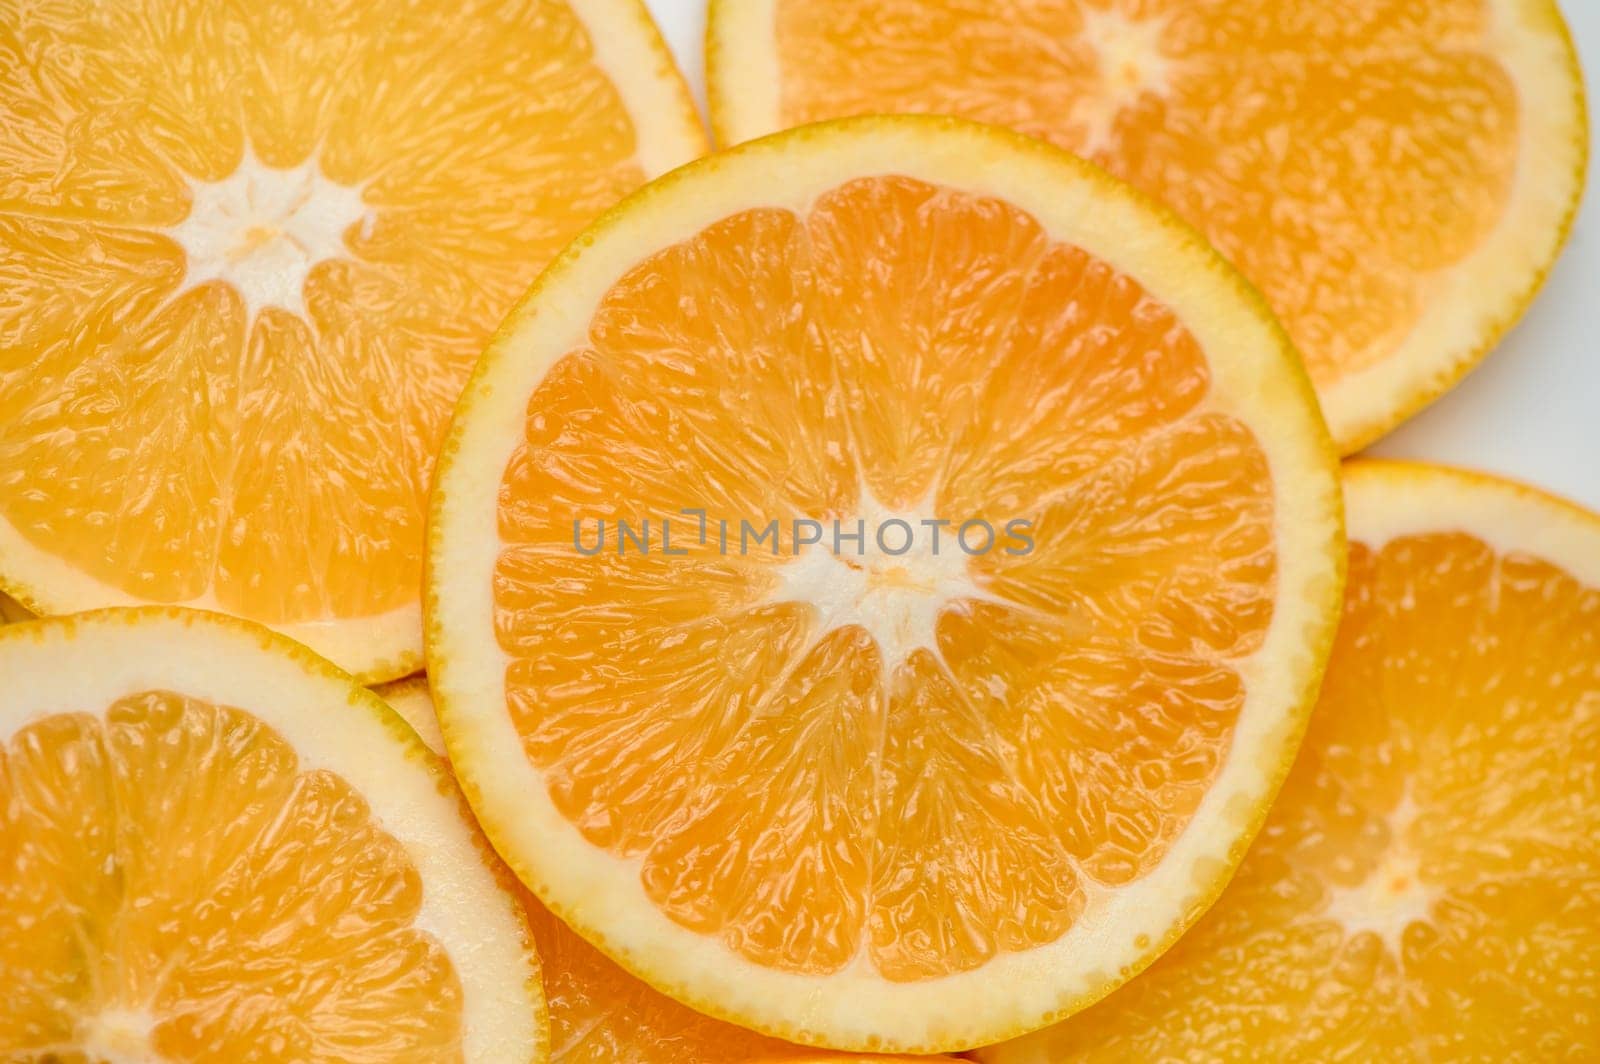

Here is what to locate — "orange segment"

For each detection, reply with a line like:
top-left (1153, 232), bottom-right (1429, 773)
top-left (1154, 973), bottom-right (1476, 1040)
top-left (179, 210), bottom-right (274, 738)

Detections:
top-left (428, 117), bottom-right (1343, 1051)
top-left (0, 609), bottom-right (543, 1062)
top-left (709, 0), bottom-right (1587, 451)
top-left (983, 461), bottom-right (1600, 1062)
top-left (803, 175), bottom-right (1045, 506)
top-left (867, 651), bottom-right (1081, 980)
top-left (0, 0), bottom-right (706, 681)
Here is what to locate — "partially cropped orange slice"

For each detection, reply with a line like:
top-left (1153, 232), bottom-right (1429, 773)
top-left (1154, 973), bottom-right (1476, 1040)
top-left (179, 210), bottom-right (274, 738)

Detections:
top-left (708, 0), bottom-right (1588, 451)
top-left (377, 676), bottom-right (945, 1063)
top-left (984, 460), bottom-right (1600, 1061)
top-left (427, 117), bottom-right (1344, 1051)
top-left (0, 608), bottom-right (544, 1061)
top-left (0, 0), bottom-right (706, 681)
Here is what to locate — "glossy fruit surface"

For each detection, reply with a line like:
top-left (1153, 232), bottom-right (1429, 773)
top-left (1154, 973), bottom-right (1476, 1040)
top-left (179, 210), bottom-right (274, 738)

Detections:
top-left (0, 0), bottom-right (706, 680)
top-left (0, 608), bottom-right (545, 1061)
top-left (983, 461), bottom-right (1600, 1061)
top-left (376, 677), bottom-right (878, 1063)
top-left (428, 117), bottom-right (1344, 1051)
top-left (709, 0), bottom-right (1587, 450)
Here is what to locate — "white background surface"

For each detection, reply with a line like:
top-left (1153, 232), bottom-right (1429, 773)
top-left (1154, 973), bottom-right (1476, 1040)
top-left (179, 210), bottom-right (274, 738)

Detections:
top-left (642, 0), bottom-right (1599, 511)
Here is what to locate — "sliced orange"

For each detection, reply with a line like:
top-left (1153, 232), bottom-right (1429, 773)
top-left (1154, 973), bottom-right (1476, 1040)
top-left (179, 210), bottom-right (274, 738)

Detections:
top-left (983, 460), bottom-right (1600, 1061)
top-left (376, 677), bottom-right (929, 1063)
top-left (0, 0), bottom-right (706, 682)
top-left (427, 117), bottom-right (1345, 1051)
top-left (708, 0), bottom-right (1588, 452)
top-left (0, 608), bottom-right (545, 1061)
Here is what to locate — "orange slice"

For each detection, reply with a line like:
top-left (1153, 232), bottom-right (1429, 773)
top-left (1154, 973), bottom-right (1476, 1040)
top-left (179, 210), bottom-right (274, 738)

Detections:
top-left (983, 460), bottom-right (1600, 1061)
top-left (708, 0), bottom-right (1588, 451)
top-left (0, 0), bottom-right (706, 682)
top-left (376, 677), bottom-right (942, 1063)
top-left (427, 116), bottom-right (1345, 1051)
top-left (0, 608), bottom-right (545, 1061)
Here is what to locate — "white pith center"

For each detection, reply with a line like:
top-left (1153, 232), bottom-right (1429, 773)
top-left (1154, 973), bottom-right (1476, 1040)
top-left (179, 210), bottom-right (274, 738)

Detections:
top-left (1322, 796), bottom-right (1439, 957)
top-left (165, 148), bottom-right (371, 322)
top-left (1077, 8), bottom-right (1174, 153)
top-left (767, 493), bottom-right (1004, 674)
top-left (77, 1007), bottom-right (161, 1063)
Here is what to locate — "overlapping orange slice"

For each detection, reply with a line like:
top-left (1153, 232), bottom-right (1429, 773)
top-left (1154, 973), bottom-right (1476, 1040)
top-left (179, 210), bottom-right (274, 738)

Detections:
top-left (984, 461), bottom-right (1600, 1060)
top-left (709, 0), bottom-right (1588, 451)
top-left (427, 116), bottom-right (1345, 1052)
top-left (0, 608), bottom-right (544, 1060)
top-left (0, 0), bottom-right (706, 680)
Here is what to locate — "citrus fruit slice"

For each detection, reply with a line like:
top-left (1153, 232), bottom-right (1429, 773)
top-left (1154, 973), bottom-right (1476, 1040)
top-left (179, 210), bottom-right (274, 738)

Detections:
top-left (427, 116), bottom-right (1345, 1051)
top-left (375, 678), bottom-right (926, 1063)
top-left (982, 459), bottom-right (1600, 1062)
top-left (0, 608), bottom-right (546, 1061)
top-left (0, 0), bottom-right (706, 682)
top-left (708, 0), bottom-right (1588, 452)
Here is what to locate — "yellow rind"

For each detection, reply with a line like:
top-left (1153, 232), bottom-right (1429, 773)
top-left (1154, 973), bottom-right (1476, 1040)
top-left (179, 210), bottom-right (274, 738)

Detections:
top-left (374, 672), bottom-right (448, 756)
top-left (572, 0), bottom-right (710, 172)
top-left (1341, 458), bottom-right (1600, 574)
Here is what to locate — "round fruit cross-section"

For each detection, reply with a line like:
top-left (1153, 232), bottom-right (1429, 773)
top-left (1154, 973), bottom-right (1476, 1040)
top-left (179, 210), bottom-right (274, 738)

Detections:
top-left (0, 0), bottom-right (706, 682)
top-left (708, 0), bottom-right (1588, 452)
top-left (0, 608), bottom-right (545, 1061)
top-left (982, 460), bottom-right (1600, 1062)
top-left (427, 116), bottom-right (1345, 1052)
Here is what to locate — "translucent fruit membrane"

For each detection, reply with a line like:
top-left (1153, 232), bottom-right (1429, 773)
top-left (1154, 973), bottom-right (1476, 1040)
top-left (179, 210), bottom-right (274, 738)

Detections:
top-left (493, 176), bottom-right (1278, 981)
top-left (0, 694), bottom-right (463, 1060)
top-left (774, 0), bottom-right (1517, 391)
top-left (0, 0), bottom-right (645, 623)
top-left (993, 532), bottom-right (1600, 1059)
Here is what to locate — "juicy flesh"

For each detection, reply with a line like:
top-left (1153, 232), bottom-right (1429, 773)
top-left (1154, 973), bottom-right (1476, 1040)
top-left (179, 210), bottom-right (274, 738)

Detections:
top-left (379, 682), bottom-right (800, 1064)
top-left (0, 0), bottom-right (645, 623)
top-left (1000, 533), bottom-right (1600, 1060)
top-left (0, 693), bottom-right (463, 1061)
top-left (772, 0), bottom-right (1519, 389)
top-left (493, 177), bottom-right (1277, 980)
